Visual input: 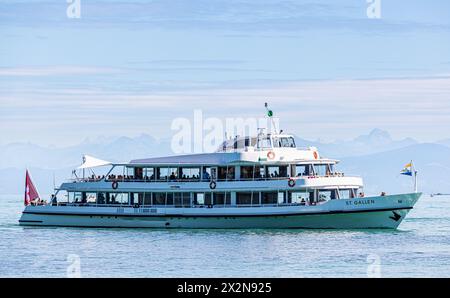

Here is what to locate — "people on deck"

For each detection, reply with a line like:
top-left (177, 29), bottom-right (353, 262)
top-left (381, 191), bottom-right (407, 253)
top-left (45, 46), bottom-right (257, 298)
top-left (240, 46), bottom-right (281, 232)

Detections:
top-left (202, 170), bottom-right (210, 181)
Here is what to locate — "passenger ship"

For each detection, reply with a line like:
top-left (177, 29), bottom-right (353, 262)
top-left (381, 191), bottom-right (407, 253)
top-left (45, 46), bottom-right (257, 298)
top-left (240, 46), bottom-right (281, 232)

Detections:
top-left (19, 109), bottom-right (421, 229)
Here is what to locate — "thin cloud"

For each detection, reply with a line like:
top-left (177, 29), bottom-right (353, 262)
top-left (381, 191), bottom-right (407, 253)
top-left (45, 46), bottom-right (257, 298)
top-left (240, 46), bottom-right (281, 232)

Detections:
top-left (1, 76), bottom-right (450, 145)
top-left (0, 66), bottom-right (121, 76)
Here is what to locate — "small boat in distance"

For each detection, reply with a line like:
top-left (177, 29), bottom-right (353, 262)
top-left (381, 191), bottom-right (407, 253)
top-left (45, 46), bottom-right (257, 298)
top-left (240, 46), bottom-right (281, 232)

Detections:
top-left (431, 193), bottom-right (450, 197)
top-left (19, 106), bottom-right (421, 229)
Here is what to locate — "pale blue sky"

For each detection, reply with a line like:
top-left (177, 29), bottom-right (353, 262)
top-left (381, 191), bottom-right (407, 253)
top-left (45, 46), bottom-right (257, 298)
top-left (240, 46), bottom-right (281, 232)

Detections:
top-left (1, 0), bottom-right (449, 146)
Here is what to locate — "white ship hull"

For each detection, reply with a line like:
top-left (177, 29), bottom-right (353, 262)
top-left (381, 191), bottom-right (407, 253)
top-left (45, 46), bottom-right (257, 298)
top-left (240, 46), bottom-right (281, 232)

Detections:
top-left (19, 193), bottom-right (421, 229)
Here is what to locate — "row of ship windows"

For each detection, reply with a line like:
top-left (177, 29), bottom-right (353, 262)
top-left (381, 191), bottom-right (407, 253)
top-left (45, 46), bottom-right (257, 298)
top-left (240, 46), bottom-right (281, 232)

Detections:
top-left (90, 164), bottom-right (337, 182)
top-left (219, 136), bottom-right (296, 151)
top-left (64, 189), bottom-right (359, 206)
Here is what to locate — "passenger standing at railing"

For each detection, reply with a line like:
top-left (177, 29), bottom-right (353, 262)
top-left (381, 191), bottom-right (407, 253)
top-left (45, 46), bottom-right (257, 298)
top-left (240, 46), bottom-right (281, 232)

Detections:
top-left (51, 194), bottom-right (57, 206)
top-left (202, 169), bottom-right (210, 181)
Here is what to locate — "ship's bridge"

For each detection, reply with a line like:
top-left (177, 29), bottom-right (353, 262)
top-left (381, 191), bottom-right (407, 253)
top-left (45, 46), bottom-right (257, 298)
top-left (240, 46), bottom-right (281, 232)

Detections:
top-left (213, 132), bottom-right (322, 163)
top-left (216, 132), bottom-right (296, 153)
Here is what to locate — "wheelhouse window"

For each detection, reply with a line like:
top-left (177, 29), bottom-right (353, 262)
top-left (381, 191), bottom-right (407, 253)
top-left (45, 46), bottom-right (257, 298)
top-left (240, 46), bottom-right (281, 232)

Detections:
top-left (273, 137), bottom-right (296, 148)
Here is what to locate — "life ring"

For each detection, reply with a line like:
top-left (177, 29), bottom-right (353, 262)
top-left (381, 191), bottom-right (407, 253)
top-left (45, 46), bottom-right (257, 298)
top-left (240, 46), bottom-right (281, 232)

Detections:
top-left (313, 151), bottom-right (318, 159)
top-left (112, 181), bottom-right (118, 189)
top-left (267, 151), bottom-right (275, 160)
top-left (209, 181), bottom-right (217, 189)
top-left (288, 178), bottom-right (296, 187)
top-left (133, 203), bottom-right (140, 208)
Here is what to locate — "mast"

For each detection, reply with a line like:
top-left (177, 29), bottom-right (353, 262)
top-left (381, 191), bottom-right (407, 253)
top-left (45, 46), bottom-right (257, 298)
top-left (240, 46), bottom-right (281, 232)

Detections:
top-left (264, 102), bottom-right (278, 134)
top-left (412, 160), bottom-right (418, 193)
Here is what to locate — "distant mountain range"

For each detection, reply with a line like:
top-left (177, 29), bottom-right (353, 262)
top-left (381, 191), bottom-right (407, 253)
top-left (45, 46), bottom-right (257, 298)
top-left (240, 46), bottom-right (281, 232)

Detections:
top-left (0, 134), bottom-right (173, 169)
top-left (1, 129), bottom-right (449, 196)
top-left (294, 128), bottom-right (418, 158)
top-left (338, 143), bottom-right (450, 195)
top-left (437, 138), bottom-right (450, 148)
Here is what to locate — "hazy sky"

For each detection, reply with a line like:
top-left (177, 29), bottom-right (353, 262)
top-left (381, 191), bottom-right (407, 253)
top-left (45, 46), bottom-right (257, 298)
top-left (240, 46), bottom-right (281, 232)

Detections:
top-left (1, 0), bottom-right (449, 146)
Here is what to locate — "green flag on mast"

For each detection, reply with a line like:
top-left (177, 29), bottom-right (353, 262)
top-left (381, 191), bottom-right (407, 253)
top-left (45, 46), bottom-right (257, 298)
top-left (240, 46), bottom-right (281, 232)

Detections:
top-left (265, 102), bottom-right (273, 117)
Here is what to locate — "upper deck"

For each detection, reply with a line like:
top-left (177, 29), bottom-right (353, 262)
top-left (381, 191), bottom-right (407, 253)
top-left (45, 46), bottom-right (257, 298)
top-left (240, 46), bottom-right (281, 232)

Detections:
top-left (62, 131), bottom-right (359, 190)
top-left (129, 130), bottom-right (332, 165)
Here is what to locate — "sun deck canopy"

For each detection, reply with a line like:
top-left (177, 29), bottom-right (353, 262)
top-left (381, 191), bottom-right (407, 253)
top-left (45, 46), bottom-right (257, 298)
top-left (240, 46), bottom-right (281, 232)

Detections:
top-left (127, 148), bottom-right (338, 167)
top-left (129, 152), bottom-right (243, 166)
top-left (78, 155), bottom-right (112, 169)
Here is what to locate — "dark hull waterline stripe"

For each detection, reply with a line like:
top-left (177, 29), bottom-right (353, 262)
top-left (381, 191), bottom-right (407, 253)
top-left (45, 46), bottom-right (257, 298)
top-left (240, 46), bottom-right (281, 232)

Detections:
top-left (19, 224), bottom-right (397, 229)
top-left (18, 219), bottom-right (43, 223)
top-left (22, 207), bottom-right (412, 218)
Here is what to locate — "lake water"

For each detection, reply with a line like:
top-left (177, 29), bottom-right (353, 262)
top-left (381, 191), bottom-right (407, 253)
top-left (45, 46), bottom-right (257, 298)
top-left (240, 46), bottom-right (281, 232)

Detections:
top-left (1, 194), bottom-right (449, 277)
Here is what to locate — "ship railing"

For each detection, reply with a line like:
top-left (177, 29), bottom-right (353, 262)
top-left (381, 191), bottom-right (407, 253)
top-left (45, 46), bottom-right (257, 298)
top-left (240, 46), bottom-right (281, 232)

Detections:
top-left (68, 172), bottom-right (348, 183)
top-left (54, 202), bottom-right (310, 208)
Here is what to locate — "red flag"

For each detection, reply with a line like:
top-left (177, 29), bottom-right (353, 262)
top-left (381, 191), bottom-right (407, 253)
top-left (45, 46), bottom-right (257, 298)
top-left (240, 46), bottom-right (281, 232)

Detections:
top-left (24, 170), bottom-right (40, 206)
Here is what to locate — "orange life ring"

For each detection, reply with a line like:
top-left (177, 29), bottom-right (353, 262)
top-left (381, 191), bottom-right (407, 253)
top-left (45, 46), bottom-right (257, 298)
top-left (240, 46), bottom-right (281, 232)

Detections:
top-left (267, 151), bottom-right (275, 160)
top-left (313, 151), bottom-right (318, 159)
top-left (288, 178), bottom-right (296, 187)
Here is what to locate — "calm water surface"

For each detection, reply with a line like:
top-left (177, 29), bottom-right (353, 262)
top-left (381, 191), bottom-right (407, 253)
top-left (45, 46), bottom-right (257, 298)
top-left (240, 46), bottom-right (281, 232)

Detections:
top-left (1, 194), bottom-right (449, 277)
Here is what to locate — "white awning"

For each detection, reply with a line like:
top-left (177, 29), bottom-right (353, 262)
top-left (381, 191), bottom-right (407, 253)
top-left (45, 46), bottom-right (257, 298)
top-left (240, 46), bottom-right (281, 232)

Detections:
top-left (77, 155), bottom-right (112, 169)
